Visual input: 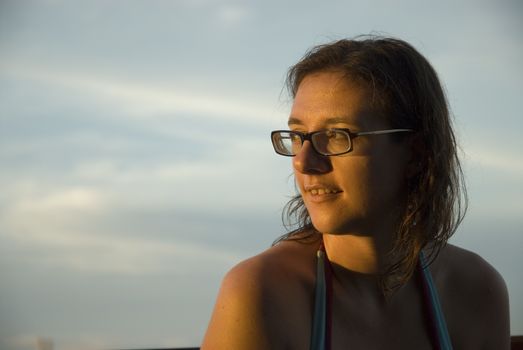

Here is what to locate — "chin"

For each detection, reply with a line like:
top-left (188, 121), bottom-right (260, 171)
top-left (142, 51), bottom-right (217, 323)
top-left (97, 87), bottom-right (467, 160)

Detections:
top-left (310, 216), bottom-right (356, 235)
top-left (311, 211), bottom-right (361, 235)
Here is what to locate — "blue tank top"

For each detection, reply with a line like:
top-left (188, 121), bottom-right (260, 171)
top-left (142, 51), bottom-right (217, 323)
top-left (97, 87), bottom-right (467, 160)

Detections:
top-left (310, 247), bottom-right (453, 350)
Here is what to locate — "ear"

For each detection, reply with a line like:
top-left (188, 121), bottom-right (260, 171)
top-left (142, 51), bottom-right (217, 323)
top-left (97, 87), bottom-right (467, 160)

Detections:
top-left (405, 133), bottom-right (425, 179)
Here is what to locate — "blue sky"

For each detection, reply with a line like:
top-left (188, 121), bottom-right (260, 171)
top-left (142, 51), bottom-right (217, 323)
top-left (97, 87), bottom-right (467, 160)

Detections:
top-left (0, 1), bottom-right (522, 349)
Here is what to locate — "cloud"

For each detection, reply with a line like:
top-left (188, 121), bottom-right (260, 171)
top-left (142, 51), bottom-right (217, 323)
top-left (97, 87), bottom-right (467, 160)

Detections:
top-left (216, 5), bottom-right (250, 25)
top-left (0, 136), bottom-right (287, 275)
top-left (0, 61), bottom-right (285, 127)
top-left (467, 148), bottom-right (523, 176)
top-left (0, 184), bottom-right (240, 275)
top-left (14, 187), bottom-right (105, 212)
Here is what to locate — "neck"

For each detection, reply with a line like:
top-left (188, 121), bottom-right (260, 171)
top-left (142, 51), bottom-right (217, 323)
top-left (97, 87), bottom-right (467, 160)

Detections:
top-left (321, 233), bottom-right (396, 300)
top-left (321, 206), bottom-right (403, 275)
top-left (323, 234), bottom-right (389, 274)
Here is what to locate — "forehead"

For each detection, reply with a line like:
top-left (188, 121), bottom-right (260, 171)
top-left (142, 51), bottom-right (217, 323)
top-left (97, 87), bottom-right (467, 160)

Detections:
top-left (289, 71), bottom-right (384, 129)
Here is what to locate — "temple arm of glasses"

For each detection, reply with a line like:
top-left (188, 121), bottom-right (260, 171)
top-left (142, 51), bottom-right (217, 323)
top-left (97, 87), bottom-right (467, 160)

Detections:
top-left (353, 129), bottom-right (414, 137)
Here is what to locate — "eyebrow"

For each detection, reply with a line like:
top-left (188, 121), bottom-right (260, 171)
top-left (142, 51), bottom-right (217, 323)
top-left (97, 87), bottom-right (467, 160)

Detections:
top-left (287, 116), bottom-right (352, 126)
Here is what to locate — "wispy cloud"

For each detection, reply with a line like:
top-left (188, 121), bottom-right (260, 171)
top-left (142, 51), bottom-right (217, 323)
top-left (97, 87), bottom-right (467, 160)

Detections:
top-left (216, 5), bottom-right (251, 25)
top-left (0, 61), bottom-right (285, 126)
top-left (0, 139), bottom-right (286, 275)
top-left (466, 148), bottom-right (523, 176)
top-left (0, 185), bottom-right (240, 275)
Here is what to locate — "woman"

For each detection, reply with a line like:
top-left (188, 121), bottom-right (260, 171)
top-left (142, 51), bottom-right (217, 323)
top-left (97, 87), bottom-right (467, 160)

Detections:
top-left (201, 36), bottom-right (510, 349)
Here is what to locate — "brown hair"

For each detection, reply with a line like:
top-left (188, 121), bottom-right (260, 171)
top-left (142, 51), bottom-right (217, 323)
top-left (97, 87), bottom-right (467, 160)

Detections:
top-left (275, 35), bottom-right (467, 294)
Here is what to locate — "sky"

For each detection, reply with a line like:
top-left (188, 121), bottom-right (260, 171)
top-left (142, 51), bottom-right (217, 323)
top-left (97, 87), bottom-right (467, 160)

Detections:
top-left (0, 0), bottom-right (522, 349)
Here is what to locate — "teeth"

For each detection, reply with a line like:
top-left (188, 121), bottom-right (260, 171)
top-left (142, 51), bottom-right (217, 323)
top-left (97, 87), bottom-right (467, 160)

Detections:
top-left (309, 188), bottom-right (338, 195)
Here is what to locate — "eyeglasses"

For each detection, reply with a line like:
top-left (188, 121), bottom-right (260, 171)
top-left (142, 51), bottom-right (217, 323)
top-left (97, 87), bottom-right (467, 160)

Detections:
top-left (271, 128), bottom-right (414, 156)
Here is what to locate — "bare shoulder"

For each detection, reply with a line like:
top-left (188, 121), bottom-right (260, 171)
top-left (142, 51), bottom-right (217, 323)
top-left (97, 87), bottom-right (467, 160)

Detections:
top-left (201, 239), bottom-right (318, 350)
top-left (435, 244), bottom-right (508, 298)
top-left (432, 244), bottom-right (510, 349)
top-left (223, 238), bottom-right (318, 292)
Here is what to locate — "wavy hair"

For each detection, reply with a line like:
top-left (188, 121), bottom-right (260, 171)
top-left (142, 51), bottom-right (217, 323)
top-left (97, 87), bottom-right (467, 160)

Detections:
top-left (274, 36), bottom-right (467, 294)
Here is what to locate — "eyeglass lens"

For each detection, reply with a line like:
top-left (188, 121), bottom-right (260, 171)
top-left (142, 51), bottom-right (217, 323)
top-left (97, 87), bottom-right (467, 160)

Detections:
top-left (272, 130), bottom-right (352, 156)
top-left (312, 130), bottom-right (351, 155)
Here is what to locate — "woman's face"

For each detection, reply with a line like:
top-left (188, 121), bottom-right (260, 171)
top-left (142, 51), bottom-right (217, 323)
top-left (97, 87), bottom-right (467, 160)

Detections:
top-left (290, 70), bottom-right (410, 236)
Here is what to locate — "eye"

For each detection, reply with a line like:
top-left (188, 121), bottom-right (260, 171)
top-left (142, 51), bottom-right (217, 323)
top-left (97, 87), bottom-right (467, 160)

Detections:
top-left (290, 133), bottom-right (302, 143)
top-left (326, 129), bottom-right (345, 141)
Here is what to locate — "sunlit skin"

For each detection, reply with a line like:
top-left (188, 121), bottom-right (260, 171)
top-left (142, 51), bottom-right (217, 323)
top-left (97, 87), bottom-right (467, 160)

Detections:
top-left (201, 71), bottom-right (510, 350)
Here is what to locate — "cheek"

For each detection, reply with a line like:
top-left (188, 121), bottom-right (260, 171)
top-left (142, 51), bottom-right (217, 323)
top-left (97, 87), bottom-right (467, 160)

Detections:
top-left (339, 157), bottom-right (405, 204)
top-left (367, 155), bottom-right (408, 201)
top-left (336, 158), bottom-right (371, 187)
top-left (341, 164), bottom-right (375, 208)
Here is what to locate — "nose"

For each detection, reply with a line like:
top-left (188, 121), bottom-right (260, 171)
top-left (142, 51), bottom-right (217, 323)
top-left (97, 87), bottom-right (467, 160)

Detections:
top-left (293, 140), bottom-right (332, 174)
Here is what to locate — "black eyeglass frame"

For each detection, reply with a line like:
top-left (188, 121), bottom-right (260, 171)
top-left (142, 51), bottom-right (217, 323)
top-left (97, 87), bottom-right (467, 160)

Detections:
top-left (271, 128), bottom-right (414, 156)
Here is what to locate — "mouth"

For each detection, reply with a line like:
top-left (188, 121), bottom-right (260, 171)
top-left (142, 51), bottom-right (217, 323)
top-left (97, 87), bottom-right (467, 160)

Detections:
top-left (308, 188), bottom-right (342, 196)
top-left (304, 184), bottom-right (342, 201)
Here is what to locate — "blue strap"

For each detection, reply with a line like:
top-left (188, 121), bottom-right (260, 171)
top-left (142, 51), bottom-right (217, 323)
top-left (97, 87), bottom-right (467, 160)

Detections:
top-left (310, 249), bottom-right (326, 350)
top-left (419, 251), bottom-right (453, 350)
